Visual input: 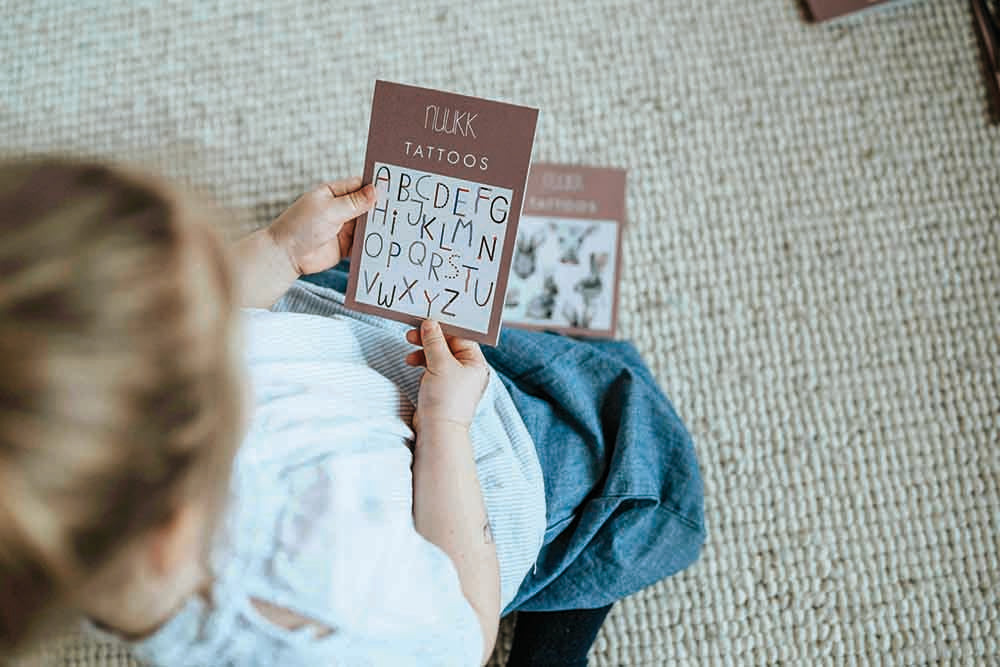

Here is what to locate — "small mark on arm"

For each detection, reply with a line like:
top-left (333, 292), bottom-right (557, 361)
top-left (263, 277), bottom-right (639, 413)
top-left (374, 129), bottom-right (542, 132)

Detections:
top-left (483, 521), bottom-right (494, 544)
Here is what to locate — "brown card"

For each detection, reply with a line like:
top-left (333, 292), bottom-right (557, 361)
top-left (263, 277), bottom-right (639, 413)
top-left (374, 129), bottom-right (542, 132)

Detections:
top-left (502, 164), bottom-right (627, 338)
top-left (345, 80), bottom-right (538, 345)
top-left (803, 0), bottom-right (900, 21)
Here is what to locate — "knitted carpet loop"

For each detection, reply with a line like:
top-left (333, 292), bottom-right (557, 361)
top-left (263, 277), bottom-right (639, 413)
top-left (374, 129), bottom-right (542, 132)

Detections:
top-left (1, 1), bottom-right (997, 664)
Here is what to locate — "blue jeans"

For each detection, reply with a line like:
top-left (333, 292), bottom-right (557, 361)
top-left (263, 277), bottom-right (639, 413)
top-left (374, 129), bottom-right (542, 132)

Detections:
top-left (301, 264), bottom-right (706, 613)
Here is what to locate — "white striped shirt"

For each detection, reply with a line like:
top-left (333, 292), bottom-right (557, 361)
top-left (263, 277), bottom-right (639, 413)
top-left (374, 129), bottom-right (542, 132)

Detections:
top-left (117, 280), bottom-right (546, 667)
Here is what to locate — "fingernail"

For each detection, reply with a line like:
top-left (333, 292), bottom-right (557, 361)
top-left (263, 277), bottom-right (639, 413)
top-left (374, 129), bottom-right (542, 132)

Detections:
top-left (422, 319), bottom-right (437, 333)
top-left (350, 185), bottom-right (374, 210)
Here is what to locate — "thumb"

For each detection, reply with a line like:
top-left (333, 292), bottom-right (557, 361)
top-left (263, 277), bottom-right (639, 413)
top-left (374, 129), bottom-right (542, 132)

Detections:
top-left (329, 183), bottom-right (376, 222)
top-left (420, 320), bottom-right (452, 373)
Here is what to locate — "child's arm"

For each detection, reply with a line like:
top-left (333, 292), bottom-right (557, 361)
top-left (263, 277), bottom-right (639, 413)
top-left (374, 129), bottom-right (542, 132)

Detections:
top-left (405, 320), bottom-right (500, 665)
top-left (233, 178), bottom-right (374, 308)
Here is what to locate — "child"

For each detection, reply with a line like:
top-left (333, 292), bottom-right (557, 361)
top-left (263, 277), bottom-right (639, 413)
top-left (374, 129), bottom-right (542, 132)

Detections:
top-left (0, 160), bottom-right (704, 666)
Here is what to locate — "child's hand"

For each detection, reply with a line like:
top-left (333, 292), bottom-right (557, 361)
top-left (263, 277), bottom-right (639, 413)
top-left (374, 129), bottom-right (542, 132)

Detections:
top-left (267, 177), bottom-right (375, 276)
top-left (405, 320), bottom-right (489, 435)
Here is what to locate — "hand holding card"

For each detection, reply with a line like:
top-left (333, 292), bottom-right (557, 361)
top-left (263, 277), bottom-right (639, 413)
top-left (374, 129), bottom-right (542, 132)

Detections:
top-left (270, 177), bottom-right (375, 275)
top-left (345, 81), bottom-right (538, 345)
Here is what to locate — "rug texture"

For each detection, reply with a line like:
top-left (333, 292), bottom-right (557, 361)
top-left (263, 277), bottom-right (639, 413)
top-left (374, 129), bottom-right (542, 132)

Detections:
top-left (1, 1), bottom-right (998, 665)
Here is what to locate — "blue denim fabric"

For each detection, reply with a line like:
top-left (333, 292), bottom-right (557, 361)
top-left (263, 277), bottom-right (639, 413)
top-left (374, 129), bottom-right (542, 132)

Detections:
top-left (302, 265), bottom-right (350, 293)
top-left (301, 264), bottom-right (706, 613)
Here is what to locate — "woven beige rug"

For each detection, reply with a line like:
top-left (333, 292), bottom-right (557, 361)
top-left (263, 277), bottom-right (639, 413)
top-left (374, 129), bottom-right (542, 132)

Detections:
top-left (2, 0), bottom-right (998, 665)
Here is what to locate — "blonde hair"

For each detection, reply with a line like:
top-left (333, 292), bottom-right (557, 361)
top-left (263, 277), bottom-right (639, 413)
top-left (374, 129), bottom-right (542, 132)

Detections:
top-left (0, 160), bottom-right (242, 650)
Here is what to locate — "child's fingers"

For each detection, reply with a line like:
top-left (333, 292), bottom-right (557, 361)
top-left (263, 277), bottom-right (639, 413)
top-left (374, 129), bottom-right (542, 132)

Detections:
top-left (337, 218), bottom-right (356, 260)
top-left (408, 326), bottom-right (480, 365)
top-left (404, 349), bottom-right (427, 367)
top-left (321, 183), bottom-right (376, 225)
top-left (419, 320), bottom-right (453, 372)
top-left (446, 335), bottom-right (482, 359)
top-left (323, 176), bottom-right (363, 198)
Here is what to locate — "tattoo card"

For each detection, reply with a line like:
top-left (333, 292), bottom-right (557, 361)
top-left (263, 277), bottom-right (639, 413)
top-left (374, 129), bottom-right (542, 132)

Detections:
top-left (502, 164), bottom-right (626, 338)
top-left (345, 80), bottom-right (538, 345)
top-left (802, 0), bottom-right (902, 22)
